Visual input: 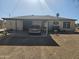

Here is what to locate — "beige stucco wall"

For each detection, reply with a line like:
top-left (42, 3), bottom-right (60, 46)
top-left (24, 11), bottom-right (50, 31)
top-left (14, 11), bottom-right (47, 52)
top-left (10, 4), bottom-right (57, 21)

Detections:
top-left (48, 21), bottom-right (53, 30)
top-left (6, 20), bottom-right (23, 30)
top-left (48, 20), bottom-right (75, 31)
top-left (59, 21), bottom-right (63, 30)
top-left (6, 20), bottom-right (16, 30)
top-left (59, 20), bottom-right (75, 31)
top-left (17, 20), bottom-right (23, 30)
top-left (70, 21), bottom-right (75, 31)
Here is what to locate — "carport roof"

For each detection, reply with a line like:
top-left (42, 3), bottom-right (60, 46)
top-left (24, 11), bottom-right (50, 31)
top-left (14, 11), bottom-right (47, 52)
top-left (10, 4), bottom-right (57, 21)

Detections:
top-left (2, 15), bottom-right (76, 21)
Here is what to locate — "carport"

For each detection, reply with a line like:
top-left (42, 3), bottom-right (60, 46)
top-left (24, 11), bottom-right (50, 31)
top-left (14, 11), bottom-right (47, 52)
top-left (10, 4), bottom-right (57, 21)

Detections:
top-left (3, 18), bottom-right (49, 36)
top-left (23, 19), bottom-right (49, 36)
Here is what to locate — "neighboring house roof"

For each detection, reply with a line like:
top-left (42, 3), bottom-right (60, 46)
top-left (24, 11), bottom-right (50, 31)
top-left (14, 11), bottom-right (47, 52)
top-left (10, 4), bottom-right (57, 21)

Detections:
top-left (2, 15), bottom-right (76, 21)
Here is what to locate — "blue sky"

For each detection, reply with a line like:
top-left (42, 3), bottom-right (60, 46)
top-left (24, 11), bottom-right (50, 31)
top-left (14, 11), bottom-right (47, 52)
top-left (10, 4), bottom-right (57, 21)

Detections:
top-left (0, 0), bottom-right (79, 22)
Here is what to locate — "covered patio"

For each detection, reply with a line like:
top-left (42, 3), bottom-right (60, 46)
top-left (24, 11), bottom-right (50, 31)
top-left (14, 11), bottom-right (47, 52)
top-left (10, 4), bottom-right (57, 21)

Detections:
top-left (3, 17), bottom-right (51, 36)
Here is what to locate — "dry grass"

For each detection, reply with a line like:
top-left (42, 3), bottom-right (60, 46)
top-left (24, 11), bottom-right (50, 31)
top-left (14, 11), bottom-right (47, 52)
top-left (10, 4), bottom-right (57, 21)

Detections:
top-left (0, 34), bottom-right (79, 59)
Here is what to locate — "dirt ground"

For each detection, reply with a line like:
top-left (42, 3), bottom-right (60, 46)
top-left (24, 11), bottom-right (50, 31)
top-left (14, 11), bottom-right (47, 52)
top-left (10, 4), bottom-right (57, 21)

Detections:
top-left (0, 34), bottom-right (79, 59)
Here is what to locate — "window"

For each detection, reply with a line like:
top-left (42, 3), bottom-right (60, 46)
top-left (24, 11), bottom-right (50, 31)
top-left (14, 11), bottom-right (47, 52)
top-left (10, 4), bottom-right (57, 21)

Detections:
top-left (63, 22), bottom-right (70, 28)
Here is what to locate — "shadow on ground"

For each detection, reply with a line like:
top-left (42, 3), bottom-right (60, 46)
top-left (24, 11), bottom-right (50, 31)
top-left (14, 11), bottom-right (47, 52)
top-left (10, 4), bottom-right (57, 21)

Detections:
top-left (0, 36), bottom-right (59, 46)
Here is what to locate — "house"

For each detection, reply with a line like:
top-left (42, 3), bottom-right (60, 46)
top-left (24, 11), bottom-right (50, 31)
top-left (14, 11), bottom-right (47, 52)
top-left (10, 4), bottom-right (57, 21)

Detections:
top-left (2, 15), bottom-right (76, 35)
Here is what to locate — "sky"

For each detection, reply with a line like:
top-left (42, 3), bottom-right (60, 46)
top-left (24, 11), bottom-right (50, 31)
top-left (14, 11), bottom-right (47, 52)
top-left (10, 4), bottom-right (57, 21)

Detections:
top-left (0, 0), bottom-right (79, 22)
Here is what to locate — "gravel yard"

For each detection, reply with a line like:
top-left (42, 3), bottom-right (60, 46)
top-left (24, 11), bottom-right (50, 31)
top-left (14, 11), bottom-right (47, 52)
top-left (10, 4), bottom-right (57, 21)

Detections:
top-left (0, 34), bottom-right (79, 59)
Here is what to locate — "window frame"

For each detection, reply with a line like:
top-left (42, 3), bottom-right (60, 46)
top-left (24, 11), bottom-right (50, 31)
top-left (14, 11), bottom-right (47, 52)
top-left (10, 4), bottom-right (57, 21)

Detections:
top-left (63, 22), bottom-right (70, 28)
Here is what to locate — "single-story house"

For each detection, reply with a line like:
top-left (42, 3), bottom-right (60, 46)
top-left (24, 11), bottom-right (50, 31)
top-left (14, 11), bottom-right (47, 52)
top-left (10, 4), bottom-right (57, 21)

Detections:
top-left (2, 15), bottom-right (76, 35)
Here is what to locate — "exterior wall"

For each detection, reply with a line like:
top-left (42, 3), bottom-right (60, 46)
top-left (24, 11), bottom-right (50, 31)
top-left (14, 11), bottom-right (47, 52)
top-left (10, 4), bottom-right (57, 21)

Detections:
top-left (59, 20), bottom-right (75, 31)
top-left (6, 20), bottom-right (16, 30)
top-left (48, 21), bottom-right (53, 30)
top-left (59, 21), bottom-right (64, 30)
top-left (70, 21), bottom-right (75, 31)
top-left (6, 20), bottom-right (23, 31)
top-left (32, 21), bottom-right (42, 26)
top-left (48, 20), bottom-right (75, 31)
top-left (17, 20), bottom-right (23, 30)
top-left (5, 20), bottom-right (10, 30)
top-left (44, 21), bottom-right (48, 27)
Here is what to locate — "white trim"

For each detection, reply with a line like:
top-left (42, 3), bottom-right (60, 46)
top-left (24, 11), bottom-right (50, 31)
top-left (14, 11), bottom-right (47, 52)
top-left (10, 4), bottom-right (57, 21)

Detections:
top-left (46, 21), bottom-right (49, 36)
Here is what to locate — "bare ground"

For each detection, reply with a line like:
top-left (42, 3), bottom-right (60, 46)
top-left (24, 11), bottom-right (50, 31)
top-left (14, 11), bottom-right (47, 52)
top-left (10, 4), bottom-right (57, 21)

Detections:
top-left (0, 34), bottom-right (79, 59)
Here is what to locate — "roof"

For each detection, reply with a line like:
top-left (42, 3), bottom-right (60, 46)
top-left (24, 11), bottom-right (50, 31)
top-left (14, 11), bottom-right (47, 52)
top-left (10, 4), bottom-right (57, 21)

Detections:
top-left (2, 15), bottom-right (76, 21)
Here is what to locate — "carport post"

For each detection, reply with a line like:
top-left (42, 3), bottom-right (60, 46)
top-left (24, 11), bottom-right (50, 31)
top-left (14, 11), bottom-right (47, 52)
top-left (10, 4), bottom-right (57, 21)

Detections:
top-left (46, 21), bottom-right (49, 36)
top-left (15, 19), bottom-right (17, 31)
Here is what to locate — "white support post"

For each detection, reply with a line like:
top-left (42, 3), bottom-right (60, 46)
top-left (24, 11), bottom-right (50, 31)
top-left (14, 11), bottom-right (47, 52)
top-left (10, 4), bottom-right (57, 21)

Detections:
top-left (15, 20), bottom-right (17, 31)
top-left (46, 21), bottom-right (49, 36)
